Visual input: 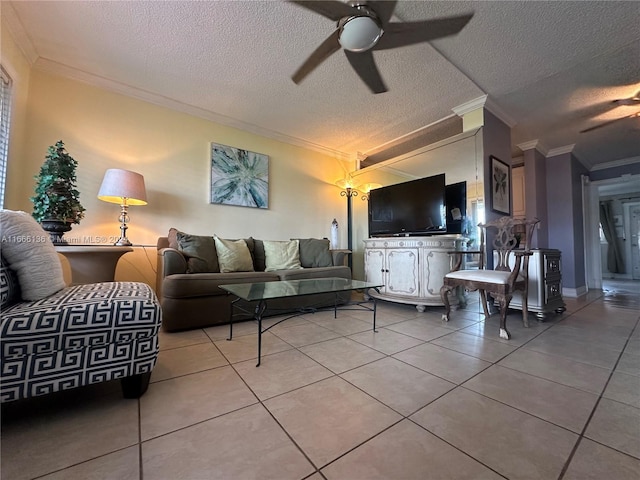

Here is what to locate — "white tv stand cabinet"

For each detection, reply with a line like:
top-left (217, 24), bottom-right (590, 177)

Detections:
top-left (363, 235), bottom-right (466, 312)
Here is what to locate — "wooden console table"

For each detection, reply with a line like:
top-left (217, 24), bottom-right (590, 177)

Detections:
top-left (55, 245), bottom-right (133, 285)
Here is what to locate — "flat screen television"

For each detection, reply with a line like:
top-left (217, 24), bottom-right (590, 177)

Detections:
top-left (368, 173), bottom-right (447, 237)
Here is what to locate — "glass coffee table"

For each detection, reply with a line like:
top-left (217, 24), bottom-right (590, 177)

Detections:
top-left (220, 278), bottom-right (383, 366)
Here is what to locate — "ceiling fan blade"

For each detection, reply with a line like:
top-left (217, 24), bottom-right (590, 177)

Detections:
top-left (288, 0), bottom-right (357, 21)
top-left (374, 13), bottom-right (474, 51)
top-left (369, 1), bottom-right (397, 27)
top-left (344, 50), bottom-right (387, 94)
top-left (580, 113), bottom-right (640, 133)
top-left (292, 29), bottom-right (341, 84)
top-left (612, 98), bottom-right (640, 106)
top-left (612, 90), bottom-right (640, 106)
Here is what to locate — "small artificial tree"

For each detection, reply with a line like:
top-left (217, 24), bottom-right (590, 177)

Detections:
top-left (31, 140), bottom-right (86, 226)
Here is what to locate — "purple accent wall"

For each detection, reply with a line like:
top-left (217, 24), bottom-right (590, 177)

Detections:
top-left (546, 152), bottom-right (588, 290)
top-left (523, 148), bottom-right (549, 248)
top-left (546, 153), bottom-right (574, 286)
top-left (589, 162), bottom-right (640, 181)
top-left (482, 110), bottom-right (512, 269)
top-left (483, 110), bottom-right (512, 224)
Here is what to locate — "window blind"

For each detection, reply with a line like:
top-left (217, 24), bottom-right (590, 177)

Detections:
top-left (0, 66), bottom-right (13, 209)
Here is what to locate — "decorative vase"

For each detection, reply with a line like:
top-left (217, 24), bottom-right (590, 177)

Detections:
top-left (330, 218), bottom-right (339, 249)
top-left (41, 220), bottom-right (72, 244)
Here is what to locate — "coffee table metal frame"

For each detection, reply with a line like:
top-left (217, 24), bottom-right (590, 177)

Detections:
top-left (220, 277), bottom-right (383, 366)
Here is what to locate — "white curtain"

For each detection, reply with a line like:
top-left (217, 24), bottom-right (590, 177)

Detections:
top-left (599, 200), bottom-right (625, 274)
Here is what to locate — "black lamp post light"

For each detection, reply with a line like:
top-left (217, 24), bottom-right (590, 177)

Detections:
top-left (336, 179), bottom-right (381, 269)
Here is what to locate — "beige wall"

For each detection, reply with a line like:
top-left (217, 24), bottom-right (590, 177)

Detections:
top-left (3, 33), bottom-right (355, 284)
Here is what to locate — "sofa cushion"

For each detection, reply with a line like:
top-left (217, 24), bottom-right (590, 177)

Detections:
top-left (0, 210), bottom-right (66, 301)
top-left (277, 265), bottom-right (351, 281)
top-left (263, 240), bottom-right (303, 272)
top-left (0, 282), bottom-right (161, 360)
top-left (296, 238), bottom-right (333, 268)
top-left (176, 231), bottom-right (220, 273)
top-left (0, 256), bottom-right (21, 309)
top-left (214, 236), bottom-right (255, 273)
top-left (162, 271), bottom-right (280, 298)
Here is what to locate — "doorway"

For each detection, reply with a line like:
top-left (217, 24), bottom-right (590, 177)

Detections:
top-left (583, 173), bottom-right (640, 291)
top-left (624, 202), bottom-right (640, 280)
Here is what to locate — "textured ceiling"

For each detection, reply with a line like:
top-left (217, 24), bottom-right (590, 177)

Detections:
top-left (4, 0), bottom-right (640, 170)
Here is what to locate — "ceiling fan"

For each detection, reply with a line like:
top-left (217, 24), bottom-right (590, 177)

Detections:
top-left (611, 91), bottom-right (640, 106)
top-left (289, 1), bottom-right (473, 94)
top-left (580, 91), bottom-right (640, 133)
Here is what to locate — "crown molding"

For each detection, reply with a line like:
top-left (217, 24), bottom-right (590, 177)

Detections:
top-left (517, 139), bottom-right (548, 156)
top-left (2, 3), bottom-right (38, 65)
top-left (362, 114), bottom-right (458, 157)
top-left (452, 95), bottom-right (516, 128)
top-left (547, 144), bottom-right (575, 157)
top-left (355, 127), bottom-right (480, 179)
top-left (452, 95), bottom-right (487, 117)
top-left (32, 58), bottom-right (353, 162)
top-left (590, 155), bottom-right (640, 172)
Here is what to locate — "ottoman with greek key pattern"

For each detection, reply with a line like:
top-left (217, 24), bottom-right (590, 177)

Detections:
top-left (1, 277), bottom-right (162, 402)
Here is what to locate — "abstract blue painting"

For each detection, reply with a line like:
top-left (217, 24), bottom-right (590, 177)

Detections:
top-left (210, 143), bottom-right (269, 208)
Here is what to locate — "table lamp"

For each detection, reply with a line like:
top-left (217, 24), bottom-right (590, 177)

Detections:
top-left (97, 169), bottom-right (147, 246)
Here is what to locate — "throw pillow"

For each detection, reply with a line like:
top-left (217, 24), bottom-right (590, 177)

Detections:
top-left (252, 239), bottom-right (267, 272)
top-left (0, 255), bottom-right (21, 309)
top-left (263, 239), bottom-right (303, 272)
top-left (242, 237), bottom-right (257, 269)
top-left (0, 210), bottom-right (66, 300)
top-left (296, 238), bottom-right (333, 268)
top-left (214, 236), bottom-right (254, 273)
top-left (167, 227), bottom-right (179, 250)
top-left (176, 231), bottom-right (219, 273)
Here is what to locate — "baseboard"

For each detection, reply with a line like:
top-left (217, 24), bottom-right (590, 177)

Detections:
top-left (563, 285), bottom-right (588, 298)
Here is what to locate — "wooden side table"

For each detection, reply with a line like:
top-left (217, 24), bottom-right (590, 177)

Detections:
top-left (55, 246), bottom-right (133, 284)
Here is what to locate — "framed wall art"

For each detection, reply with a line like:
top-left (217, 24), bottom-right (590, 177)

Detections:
top-left (490, 155), bottom-right (510, 215)
top-left (210, 143), bottom-right (269, 208)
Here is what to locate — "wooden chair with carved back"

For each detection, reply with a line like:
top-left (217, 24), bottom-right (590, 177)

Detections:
top-left (440, 217), bottom-right (540, 340)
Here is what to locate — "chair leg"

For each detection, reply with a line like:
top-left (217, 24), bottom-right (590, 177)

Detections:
top-left (479, 290), bottom-right (491, 320)
top-left (440, 285), bottom-right (452, 321)
top-left (121, 372), bottom-right (152, 399)
top-left (522, 291), bottom-right (530, 328)
top-left (497, 294), bottom-right (513, 340)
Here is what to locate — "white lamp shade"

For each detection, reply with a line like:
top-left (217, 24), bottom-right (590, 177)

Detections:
top-left (97, 169), bottom-right (147, 205)
top-left (339, 16), bottom-right (383, 52)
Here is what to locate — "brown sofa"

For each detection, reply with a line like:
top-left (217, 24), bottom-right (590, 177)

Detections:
top-left (156, 234), bottom-right (351, 331)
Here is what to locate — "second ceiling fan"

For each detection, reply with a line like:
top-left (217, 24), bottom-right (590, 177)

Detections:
top-left (290, 1), bottom-right (474, 94)
top-left (580, 91), bottom-right (640, 133)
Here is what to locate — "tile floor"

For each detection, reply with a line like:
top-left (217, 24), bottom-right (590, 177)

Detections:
top-left (2, 281), bottom-right (639, 479)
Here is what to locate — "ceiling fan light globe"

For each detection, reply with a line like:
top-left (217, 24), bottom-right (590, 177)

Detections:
top-left (339, 16), bottom-right (382, 52)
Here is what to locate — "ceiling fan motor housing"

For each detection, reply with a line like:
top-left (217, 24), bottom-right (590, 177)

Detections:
top-left (338, 6), bottom-right (383, 52)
